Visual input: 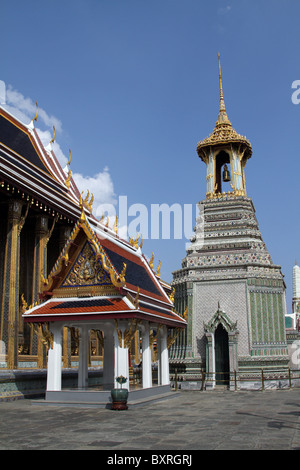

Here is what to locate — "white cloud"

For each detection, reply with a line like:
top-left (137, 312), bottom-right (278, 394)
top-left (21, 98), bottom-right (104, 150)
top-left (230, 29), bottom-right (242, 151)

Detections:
top-left (4, 85), bottom-right (63, 132)
top-left (0, 81), bottom-right (5, 105)
top-left (1, 82), bottom-right (118, 221)
top-left (217, 5), bottom-right (232, 15)
top-left (72, 167), bottom-right (117, 218)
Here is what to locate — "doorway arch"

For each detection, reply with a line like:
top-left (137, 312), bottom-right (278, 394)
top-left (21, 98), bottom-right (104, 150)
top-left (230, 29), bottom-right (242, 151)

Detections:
top-left (204, 305), bottom-right (239, 389)
top-left (215, 323), bottom-right (229, 385)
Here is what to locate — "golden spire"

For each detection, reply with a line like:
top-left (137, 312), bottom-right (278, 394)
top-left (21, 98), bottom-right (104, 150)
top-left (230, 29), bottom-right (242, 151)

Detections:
top-left (218, 53), bottom-right (225, 110)
top-left (217, 52), bottom-right (231, 126)
top-left (196, 53), bottom-right (252, 162)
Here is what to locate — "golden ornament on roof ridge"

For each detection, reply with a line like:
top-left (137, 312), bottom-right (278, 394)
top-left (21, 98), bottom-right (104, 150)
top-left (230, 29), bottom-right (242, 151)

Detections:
top-left (50, 125), bottom-right (56, 144)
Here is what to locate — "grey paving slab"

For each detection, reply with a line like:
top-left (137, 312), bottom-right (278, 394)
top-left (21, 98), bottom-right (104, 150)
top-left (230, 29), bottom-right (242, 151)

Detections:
top-left (0, 389), bottom-right (300, 450)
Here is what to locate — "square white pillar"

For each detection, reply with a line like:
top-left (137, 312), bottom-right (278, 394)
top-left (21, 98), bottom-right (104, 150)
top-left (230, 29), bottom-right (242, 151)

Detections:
top-left (103, 329), bottom-right (114, 389)
top-left (113, 324), bottom-right (129, 390)
top-left (141, 322), bottom-right (152, 389)
top-left (78, 325), bottom-right (89, 389)
top-left (46, 323), bottom-right (63, 391)
top-left (159, 326), bottom-right (170, 386)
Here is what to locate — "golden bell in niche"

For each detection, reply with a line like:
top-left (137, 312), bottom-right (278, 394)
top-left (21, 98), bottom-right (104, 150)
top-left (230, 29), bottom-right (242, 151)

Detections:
top-left (222, 164), bottom-right (231, 182)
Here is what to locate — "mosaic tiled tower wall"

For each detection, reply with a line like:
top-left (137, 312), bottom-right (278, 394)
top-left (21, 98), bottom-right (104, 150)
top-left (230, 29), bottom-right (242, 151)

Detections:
top-left (171, 56), bottom-right (289, 390)
top-left (171, 196), bottom-right (289, 389)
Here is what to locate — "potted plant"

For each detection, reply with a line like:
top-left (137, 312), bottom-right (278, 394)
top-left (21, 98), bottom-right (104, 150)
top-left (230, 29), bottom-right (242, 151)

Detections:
top-left (111, 376), bottom-right (128, 410)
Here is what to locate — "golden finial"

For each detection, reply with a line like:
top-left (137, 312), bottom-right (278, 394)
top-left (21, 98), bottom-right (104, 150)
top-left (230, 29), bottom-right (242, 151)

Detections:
top-left (65, 169), bottom-right (72, 189)
top-left (113, 216), bottom-right (118, 234)
top-left (21, 294), bottom-right (28, 313)
top-left (87, 193), bottom-right (94, 212)
top-left (81, 190), bottom-right (93, 212)
top-left (156, 260), bottom-right (161, 278)
top-left (32, 101), bottom-right (38, 122)
top-left (67, 148), bottom-right (72, 166)
top-left (183, 306), bottom-right (188, 319)
top-left (105, 215), bottom-right (109, 227)
top-left (149, 252), bottom-right (154, 269)
top-left (120, 262), bottom-right (127, 280)
top-left (50, 125), bottom-right (56, 144)
top-left (100, 212), bottom-right (105, 223)
top-left (79, 190), bottom-right (84, 208)
top-left (84, 190), bottom-right (90, 206)
top-left (64, 149), bottom-right (72, 189)
top-left (134, 233), bottom-right (139, 249)
top-left (139, 234), bottom-right (143, 249)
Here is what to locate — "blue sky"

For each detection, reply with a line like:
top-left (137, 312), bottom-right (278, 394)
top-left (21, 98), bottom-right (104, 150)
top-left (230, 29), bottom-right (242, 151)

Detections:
top-left (1, 0), bottom-right (300, 310)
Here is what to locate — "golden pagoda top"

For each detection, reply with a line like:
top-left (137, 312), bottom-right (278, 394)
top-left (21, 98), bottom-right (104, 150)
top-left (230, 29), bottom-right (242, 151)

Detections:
top-left (197, 53), bottom-right (252, 162)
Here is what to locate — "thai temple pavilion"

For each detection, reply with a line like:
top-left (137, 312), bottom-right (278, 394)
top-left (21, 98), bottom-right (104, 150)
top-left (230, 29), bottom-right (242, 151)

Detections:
top-left (0, 104), bottom-right (82, 370)
top-left (22, 208), bottom-right (185, 403)
top-left (0, 102), bottom-right (186, 398)
top-left (171, 55), bottom-right (293, 390)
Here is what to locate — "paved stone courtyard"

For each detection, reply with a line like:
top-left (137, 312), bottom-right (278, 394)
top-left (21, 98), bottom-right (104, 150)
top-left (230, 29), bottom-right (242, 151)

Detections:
top-left (1, 389), bottom-right (300, 450)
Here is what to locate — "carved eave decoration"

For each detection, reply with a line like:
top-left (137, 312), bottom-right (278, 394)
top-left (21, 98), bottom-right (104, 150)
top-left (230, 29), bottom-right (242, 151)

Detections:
top-left (40, 210), bottom-right (126, 299)
top-left (28, 322), bottom-right (53, 350)
top-left (114, 318), bottom-right (141, 348)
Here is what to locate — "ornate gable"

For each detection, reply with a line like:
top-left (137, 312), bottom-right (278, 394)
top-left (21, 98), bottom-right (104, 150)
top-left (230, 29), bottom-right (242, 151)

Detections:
top-left (60, 241), bottom-right (113, 288)
top-left (204, 304), bottom-right (238, 334)
top-left (40, 210), bottom-right (126, 299)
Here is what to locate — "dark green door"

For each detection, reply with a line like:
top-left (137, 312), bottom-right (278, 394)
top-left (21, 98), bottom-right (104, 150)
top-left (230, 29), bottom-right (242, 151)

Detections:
top-left (215, 324), bottom-right (229, 385)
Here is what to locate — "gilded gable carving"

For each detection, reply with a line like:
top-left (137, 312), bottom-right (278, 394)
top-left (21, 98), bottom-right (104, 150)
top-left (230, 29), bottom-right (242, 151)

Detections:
top-left (62, 242), bottom-right (112, 287)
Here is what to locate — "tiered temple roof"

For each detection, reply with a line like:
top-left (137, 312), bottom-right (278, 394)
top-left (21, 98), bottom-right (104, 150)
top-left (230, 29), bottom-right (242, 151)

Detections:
top-left (0, 105), bottom-right (83, 220)
top-left (23, 210), bottom-right (186, 328)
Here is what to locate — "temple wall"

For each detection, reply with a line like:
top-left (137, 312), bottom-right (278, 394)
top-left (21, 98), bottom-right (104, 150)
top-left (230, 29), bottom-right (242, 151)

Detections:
top-left (193, 280), bottom-right (250, 359)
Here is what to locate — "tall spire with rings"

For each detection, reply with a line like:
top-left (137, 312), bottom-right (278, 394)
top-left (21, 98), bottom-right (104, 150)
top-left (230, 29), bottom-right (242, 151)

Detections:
top-left (217, 52), bottom-right (231, 125)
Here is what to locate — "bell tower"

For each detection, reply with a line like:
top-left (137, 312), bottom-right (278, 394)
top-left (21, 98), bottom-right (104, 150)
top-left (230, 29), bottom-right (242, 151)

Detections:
top-left (197, 54), bottom-right (252, 199)
top-left (171, 54), bottom-right (290, 391)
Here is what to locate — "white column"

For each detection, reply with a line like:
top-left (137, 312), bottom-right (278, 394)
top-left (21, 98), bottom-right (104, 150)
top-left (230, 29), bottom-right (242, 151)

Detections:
top-left (78, 325), bottom-right (89, 389)
top-left (141, 322), bottom-right (152, 389)
top-left (160, 326), bottom-right (170, 386)
top-left (157, 333), bottom-right (161, 385)
top-left (103, 328), bottom-right (114, 390)
top-left (211, 332), bottom-right (216, 389)
top-left (46, 323), bottom-right (63, 391)
top-left (113, 322), bottom-right (129, 390)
